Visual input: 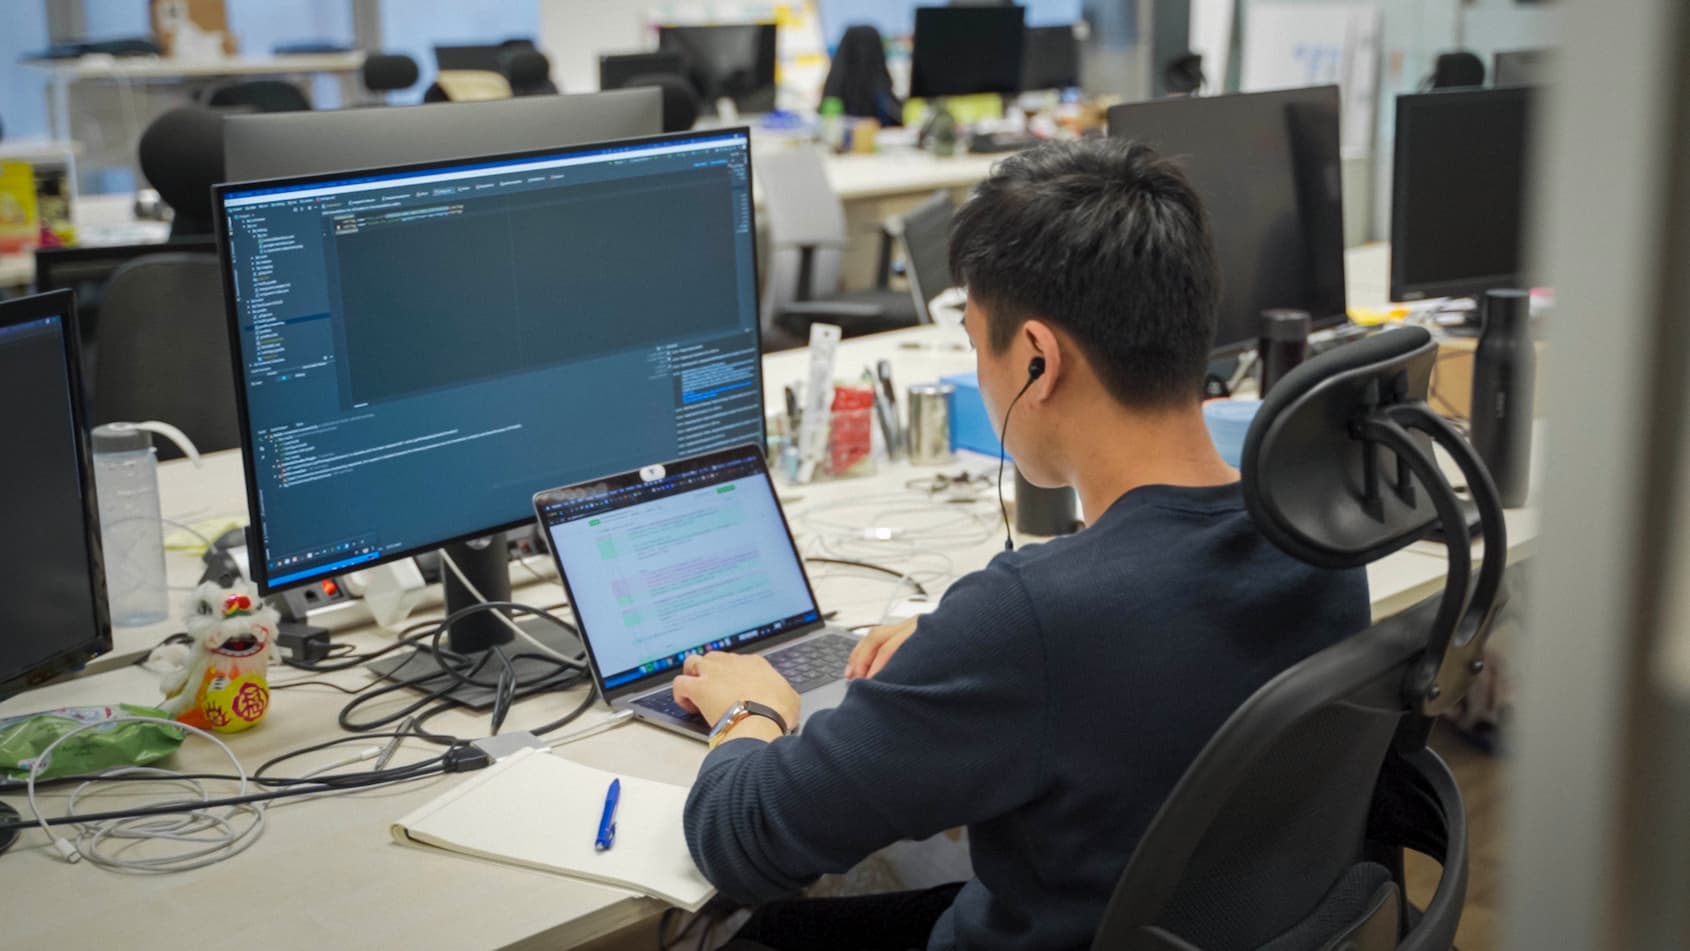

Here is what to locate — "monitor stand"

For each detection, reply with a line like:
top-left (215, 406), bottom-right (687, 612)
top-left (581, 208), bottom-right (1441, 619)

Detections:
top-left (366, 533), bottom-right (584, 709)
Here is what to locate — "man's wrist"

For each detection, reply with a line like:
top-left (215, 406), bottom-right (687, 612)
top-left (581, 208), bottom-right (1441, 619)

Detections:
top-left (720, 715), bottom-right (785, 745)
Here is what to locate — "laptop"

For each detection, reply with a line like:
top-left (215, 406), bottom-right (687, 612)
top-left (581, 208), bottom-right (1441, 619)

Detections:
top-left (533, 444), bottom-right (858, 740)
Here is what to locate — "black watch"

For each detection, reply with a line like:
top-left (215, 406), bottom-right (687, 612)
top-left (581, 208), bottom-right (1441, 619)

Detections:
top-left (708, 700), bottom-right (791, 748)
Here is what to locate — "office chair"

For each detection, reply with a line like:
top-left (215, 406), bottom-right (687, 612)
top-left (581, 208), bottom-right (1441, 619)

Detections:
top-left (1426, 52), bottom-right (1486, 90)
top-left (362, 52), bottom-right (420, 97)
top-left (505, 49), bottom-right (560, 96)
top-left (756, 146), bottom-right (920, 349)
top-left (1092, 326), bottom-right (1501, 950)
top-left (622, 72), bottom-right (701, 132)
top-left (821, 25), bottom-right (903, 127)
top-left (897, 190), bottom-right (957, 324)
top-left (206, 79), bottom-right (312, 113)
top-left (137, 107), bottom-right (225, 239)
top-left (93, 253), bottom-right (240, 460)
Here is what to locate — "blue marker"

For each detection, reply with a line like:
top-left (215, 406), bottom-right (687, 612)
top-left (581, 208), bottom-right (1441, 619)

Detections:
top-left (595, 779), bottom-right (621, 851)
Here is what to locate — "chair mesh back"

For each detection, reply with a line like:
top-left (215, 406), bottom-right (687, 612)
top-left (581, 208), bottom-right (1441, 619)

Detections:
top-left (93, 254), bottom-right (240, 460)
top-left (900, 191), bottom-right (955, 323)
top-left (1157, 699), bottom-right (1402, 950)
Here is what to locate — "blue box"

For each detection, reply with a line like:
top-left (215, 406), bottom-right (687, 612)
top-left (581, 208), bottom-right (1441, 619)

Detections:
top-left (942, 372), bottom-right (1006, 459)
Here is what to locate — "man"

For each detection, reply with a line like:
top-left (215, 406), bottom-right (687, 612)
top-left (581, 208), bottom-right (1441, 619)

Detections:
top-left (673, 138), bottom-right (1370, 950)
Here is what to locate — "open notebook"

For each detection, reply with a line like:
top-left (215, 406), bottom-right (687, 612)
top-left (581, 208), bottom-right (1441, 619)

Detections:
top-left (391, 747), bottom-right (715, 911)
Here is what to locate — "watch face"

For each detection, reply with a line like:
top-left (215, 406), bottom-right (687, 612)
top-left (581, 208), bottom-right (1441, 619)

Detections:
top-left (708, 703), bottom-right (750, 748)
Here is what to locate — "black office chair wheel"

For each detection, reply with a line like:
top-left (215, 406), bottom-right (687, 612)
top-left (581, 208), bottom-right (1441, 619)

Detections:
top-left (0, 800), bottom-right (19, 856)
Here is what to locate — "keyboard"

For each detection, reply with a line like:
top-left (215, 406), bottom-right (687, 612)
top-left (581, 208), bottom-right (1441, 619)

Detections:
top-left (629, 633), bottom-right (857, 728)
top-left (765, 633), bottom-right (856, 694)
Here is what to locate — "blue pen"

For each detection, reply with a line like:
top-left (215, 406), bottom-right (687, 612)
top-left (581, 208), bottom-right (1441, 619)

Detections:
top-left (595, 779), bottom-right (621, 851)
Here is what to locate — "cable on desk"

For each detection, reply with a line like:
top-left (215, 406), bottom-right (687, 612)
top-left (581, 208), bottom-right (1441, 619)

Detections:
top-left (803, 557), bottom-right (930, 596)
top-left (440, 548), bottom-right (585, 668)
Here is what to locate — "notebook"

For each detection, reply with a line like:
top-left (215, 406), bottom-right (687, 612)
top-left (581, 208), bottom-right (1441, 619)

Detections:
top-left (390, 747), bottom-right (715, 911)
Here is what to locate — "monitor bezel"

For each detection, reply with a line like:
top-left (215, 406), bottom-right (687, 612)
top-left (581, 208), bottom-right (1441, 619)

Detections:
top-left (1390, 86), bottom-right (1533, 303)
top-left (532, 442), bottom-right (825, 702)
top-left (212, 126), bottom-right (765, 595)
top-left (0, 288), bottom-right (113, 700)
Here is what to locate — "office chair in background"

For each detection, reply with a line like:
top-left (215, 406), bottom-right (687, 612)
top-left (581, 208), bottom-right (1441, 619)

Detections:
top-left (93, 253), bottom-right (240, 460)
top-left (896, 189), bottom-right (958, 324)
top-left (1426, 52), bottom-right (1487, 90)
top-left (1092, 326), bottom-right (1500, 950)
top-left (205, 79), bottom-right (312, 112)
top-left (505, 49), bottom-right (560, 96)
top-left (362, 52), bottom-right (420, 99)
top-left (137, 107), bottom-right (225, 239)
top-left (756, 146), bottom-right (920, 349)
top-left (820, 25), bottom-right (904, 127)
top-left (622, 73), bottom-right (701, 132)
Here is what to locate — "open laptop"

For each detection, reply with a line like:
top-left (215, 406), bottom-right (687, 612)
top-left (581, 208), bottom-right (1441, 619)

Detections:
top-left (534, 444), bottom-right (858, 740)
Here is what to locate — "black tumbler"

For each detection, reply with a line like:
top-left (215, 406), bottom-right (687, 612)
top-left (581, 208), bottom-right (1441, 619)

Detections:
top-left (1470, 289), bottom-right (1535, 508)
top-left (1259, 309), bottom-right (1312, 395)
top-left (1014, 467), bottom-right (1079, 537)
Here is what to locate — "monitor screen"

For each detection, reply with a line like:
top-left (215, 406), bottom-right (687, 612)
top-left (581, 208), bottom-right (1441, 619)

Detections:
top-left (910, 5), bottom-right (1026, 99)
top-left (1107, 86), bottom-right (1349, 352)
top-left (537, 445), bottom-right (820, 694)
top-left (1391, 87), bottom-right (1536, 301)
top-left (215, 130), bottom-right (764, 593)
top-left (657, 24), bottom-right (778, 114)
top-left (1021, 24), bottom-right (1079, 91)
top-left (223, 89), bottom-right (663, 182)
top-left (0, 290), bottom-right (110, 699)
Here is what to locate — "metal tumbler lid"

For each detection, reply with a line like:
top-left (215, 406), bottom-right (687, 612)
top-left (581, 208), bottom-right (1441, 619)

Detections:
top-left (1261, 309), bottom-right (1312, 342)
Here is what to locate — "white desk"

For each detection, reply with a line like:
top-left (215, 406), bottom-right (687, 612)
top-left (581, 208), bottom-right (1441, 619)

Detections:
top-left (822, 151), bottom-right (1002, 204)
top-left (1, 313), bottom-right (1532, 950)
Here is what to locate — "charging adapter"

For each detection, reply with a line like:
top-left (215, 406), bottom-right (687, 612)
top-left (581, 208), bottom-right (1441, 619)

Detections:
top-left (275, 622), bottom-right (333, 665)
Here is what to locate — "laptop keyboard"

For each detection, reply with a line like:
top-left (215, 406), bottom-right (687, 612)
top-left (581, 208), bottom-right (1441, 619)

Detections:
top-left (631, 633), bottom-right (857, 728)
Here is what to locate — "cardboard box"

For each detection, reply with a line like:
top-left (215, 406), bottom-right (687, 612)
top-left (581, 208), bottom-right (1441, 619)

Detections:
top-left (150, 0), bottom-right (238, 59)
top-left (1430, 334), bottom-right (1548, 422)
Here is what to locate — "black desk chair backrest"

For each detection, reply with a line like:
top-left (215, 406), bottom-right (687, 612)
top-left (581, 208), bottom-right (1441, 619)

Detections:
top-left (624, 72), bottom-right (701, 132)
top-left (206, 79), bottom-right (311, 113)
top-left (362, 52), bottom-right (420, 96)
top-left (1428, 52), bottom-right (1486, 90)
top-left (138, 107), bottom-right (226, 240)
top-left (92, 253), bottom-right (239, 461)
top-left (1094, 327), bottom-right (1506, 950)
top-left (505, 49), bottom-right (560, 96)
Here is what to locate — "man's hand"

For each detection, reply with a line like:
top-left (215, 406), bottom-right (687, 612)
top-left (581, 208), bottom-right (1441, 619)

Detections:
top-left (672, 651), bottom-right (801, 734)
top-left (846, 616), bottom-right (919, 680)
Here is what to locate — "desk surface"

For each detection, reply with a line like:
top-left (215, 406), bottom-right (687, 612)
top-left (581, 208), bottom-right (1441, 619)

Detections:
top-left (22, 53), bottom-right (365, 80)
top-left (2, 293), bottom-right (1532, 951)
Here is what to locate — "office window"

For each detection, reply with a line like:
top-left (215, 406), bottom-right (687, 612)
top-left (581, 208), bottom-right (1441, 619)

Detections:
top-left (0, 4), bottom-right (51, 140)
top-left (378, 0), bottom-right (542, 103)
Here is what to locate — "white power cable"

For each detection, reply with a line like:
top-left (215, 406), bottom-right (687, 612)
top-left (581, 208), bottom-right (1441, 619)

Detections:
top-left (438, 547), bottom-right (583, 668)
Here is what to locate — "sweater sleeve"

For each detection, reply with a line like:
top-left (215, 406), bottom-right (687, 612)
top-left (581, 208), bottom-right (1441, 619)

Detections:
top-left (682, 562), bottom-right (1050, 904)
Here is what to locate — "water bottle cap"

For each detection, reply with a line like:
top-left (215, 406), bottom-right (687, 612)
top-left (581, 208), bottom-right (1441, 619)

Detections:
top-left (91, 422), bottom-right (154, 453)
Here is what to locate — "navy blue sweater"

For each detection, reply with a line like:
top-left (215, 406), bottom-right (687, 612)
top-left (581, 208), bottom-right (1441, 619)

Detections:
top-left (684, 482), bottom-right (1370, 950)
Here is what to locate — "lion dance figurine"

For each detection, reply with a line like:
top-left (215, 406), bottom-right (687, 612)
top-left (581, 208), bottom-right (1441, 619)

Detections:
top-left (157, 583), bottom-right (277, 733)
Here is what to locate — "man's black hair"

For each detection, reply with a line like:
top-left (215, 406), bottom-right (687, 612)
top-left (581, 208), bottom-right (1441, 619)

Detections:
top-left (948, 138), bottom-right (1219, 408)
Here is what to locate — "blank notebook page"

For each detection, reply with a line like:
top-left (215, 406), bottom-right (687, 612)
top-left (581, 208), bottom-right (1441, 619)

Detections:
top-left (391, 747), bottom-right (714, 911)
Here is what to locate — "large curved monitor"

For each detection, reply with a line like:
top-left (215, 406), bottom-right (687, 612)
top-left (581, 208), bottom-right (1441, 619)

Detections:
top-left (222, 87), bottom-right (662, 181)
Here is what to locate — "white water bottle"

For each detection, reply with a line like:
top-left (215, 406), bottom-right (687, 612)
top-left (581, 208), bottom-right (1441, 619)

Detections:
top-left (91, 421), bottom-right (201, 627)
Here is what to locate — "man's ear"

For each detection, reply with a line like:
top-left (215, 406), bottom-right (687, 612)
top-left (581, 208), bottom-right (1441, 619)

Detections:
top-left (1021, 319), bottom-right (1063, 400)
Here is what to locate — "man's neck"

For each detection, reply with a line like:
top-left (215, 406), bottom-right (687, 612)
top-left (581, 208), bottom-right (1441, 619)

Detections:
top-left (1064, 400), bottom-right (1240, 522)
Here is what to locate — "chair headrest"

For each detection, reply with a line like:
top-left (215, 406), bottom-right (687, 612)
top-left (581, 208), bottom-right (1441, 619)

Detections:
top-left (363, 53), bottom-right (419, 91)
top-left (138, 107), bottom-right (226, 230)
top-left (1241, 327), bottom-right (1440, 569)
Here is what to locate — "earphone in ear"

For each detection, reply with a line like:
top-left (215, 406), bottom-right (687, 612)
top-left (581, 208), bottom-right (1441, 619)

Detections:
top-left (1027, 356), bottom-right (1046, 380)
top-left (999, 355), bottom-right (1047, 553)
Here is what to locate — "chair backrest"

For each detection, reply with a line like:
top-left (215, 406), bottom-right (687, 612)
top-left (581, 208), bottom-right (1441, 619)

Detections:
top-left (898, 190), bottom-right (956, 324)
top-left (755, 146), bottom-right (847, 326)
top-left (1093, 327), bottom-right (1505, 950)
top-left (92, 253), bottom-right (239, 461)
top-left (207, 79), bottom-right (311, 113)
top-left (1430, 51), bottom-right (1486, 89)
top-left (362, 52), bottom-right (419, 94)
top-left (625, 72), bottom-right (701, 133)
top-left (505, 49), bottom-right (560, 96)
top-left (138, 107), bottom-right (226, 239)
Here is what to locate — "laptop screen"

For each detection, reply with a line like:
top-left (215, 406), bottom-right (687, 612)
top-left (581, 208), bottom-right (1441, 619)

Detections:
top-left (537, 445), bottom-right (821, 692)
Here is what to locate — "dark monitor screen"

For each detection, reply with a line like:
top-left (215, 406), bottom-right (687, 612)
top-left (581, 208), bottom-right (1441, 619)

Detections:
top-left (1494, 48), bottom-right (1552, 88)
top-left (1107, 86), bottom-right (1349, 353)
top-left (599, 51), bottom-right (687, 91)
top-left (657, 24), bottom-right (778, 114)
top-left (910, 6), bottom-right (1027, 98)
top-left (214, 130), bottom-right (765, 594)
top-left (1021, 24), bottom-right (1079, 91)
top-left (1391, 87), bottom-right (1536, 301)
top-left (0, 289), bottom-right (111, 700)
top-left (223, 89), bottom-right (663, 182)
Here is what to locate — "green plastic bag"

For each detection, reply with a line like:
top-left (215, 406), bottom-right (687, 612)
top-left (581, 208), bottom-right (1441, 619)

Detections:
top-left (0, 704), bottom-right (186, 781)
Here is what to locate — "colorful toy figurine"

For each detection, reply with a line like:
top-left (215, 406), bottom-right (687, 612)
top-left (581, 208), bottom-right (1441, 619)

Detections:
top-left (157, 583), bottom-right (277, 733)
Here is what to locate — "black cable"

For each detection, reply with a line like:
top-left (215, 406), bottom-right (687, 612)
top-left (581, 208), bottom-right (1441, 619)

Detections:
top-left (803, 557), bottom-right (929, 596)
top-left (252, 731), bottom-right (453, 781)
top-left (269, 679), bottom-right (367, 695)
top-left (997, 374), bottom-right (1040, 552)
